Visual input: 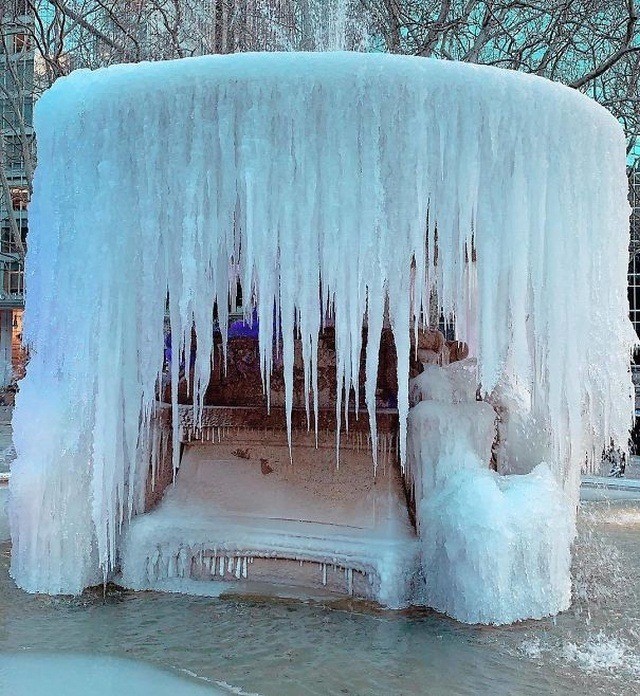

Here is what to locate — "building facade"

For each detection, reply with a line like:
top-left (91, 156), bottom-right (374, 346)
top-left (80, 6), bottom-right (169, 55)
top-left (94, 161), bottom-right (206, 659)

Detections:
top-left (0, 7), bottom-right (32, 386)
top-left (629, 170), bottom-right (640, 334)
top-left (628, 170), bottom-right (640, 432)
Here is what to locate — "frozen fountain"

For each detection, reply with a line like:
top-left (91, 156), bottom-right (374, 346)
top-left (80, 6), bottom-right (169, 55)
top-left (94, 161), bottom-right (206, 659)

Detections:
top-left (9, 52), bottom-right (635, 625)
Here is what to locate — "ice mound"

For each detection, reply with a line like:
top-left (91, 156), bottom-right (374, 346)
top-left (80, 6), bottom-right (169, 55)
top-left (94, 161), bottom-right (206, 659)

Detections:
top-left (407, 399), bottom-right (497, 501)
top-left (488, 375), bottom-right (555, 476)
top-left (120, 445), bottom-right (419, 608)
top-left (408, 363), bottom-right (574, 624)
top-left (418, 463), bottom-right (573, 624)
top-left (409, 358), bottom-right (478, 405)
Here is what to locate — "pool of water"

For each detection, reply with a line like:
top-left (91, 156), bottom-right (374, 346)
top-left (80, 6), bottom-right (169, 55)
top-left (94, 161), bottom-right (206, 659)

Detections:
top-left (0, 501), bottom-right (638, 695)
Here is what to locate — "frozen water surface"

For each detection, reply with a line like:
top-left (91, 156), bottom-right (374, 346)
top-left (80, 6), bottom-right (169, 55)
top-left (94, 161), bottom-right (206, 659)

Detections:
top-left (0, 653), bottom-right (225, 695)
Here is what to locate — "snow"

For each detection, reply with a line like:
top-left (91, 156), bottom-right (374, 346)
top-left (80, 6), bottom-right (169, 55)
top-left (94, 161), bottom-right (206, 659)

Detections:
top-left (9, 52), bottom-right (635, 621)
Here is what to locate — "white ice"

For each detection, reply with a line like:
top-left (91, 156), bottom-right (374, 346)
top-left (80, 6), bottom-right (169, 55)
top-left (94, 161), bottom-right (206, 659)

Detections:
top-left (0, 483), bottom-right (8, 542)
top-left (0, 653), bottom-right (226, 695)
top-left (120, 444), bottom-right (418, 608)
top-left (407, 362), bottom-right (574, 624)
top-left (9, 52), bottom-right (635, 623)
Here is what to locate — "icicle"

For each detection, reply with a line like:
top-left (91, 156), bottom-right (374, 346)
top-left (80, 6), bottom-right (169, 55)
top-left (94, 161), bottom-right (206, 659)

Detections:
top-left (10, 52), bottom-right (634, 605)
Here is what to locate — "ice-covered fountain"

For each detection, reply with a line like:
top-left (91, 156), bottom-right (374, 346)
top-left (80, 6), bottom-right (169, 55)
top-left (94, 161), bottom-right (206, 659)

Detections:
top-left (9, 52), bottom-right (635, 625)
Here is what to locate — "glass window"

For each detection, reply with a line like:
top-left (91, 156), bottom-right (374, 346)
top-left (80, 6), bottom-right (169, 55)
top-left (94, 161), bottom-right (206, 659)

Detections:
top-left (11, 34), bottom-right (30, 54)
top-left (10, 187), bottom-right (28, 211)
top-left (629, 172), bottom-right (640, 340)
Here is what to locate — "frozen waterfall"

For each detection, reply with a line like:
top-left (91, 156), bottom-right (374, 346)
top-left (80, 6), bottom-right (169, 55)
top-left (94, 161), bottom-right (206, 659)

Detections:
top-left (9, 52), bottom-right (635, 623)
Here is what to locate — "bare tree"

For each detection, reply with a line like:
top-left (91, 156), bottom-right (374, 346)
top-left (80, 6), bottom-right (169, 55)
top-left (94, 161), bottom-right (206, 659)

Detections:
top-left (36, 0), bottom-right (367, 66)
top-left (362, 1), bottom-right (640, 166)
top-left (0, 4), bottom-right (34, 257)
top-left (3, 0), bottom-right (640, 194)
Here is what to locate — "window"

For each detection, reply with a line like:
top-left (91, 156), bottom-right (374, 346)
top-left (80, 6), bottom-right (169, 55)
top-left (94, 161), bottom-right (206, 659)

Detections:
top-left (4, 138), bottom-right (24, 170)
top-left (4, 261), bottom-right (24, 296)
top-left (22, 96), bottom-right (33, 125)
top-left (0, 220), bottom-right (27, 255)
top-left (629, 172), bottom-right (640, 340)
top-left (11, 34), bottom-right (30, 54)
top-left (10, 188), bottom-right (28, 211)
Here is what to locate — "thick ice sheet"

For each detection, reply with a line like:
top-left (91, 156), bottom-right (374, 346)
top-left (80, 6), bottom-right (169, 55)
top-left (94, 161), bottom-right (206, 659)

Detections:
top-left (10, 53), bottom-right (634, 613)
top-left (0, 653), bottom-right (224, 695)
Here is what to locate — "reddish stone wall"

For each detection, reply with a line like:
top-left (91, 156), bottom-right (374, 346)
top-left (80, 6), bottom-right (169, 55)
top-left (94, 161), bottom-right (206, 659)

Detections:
top-left (148, 326), bottom-right (461, 512)
top-left (166, 327), bottom-right (399, 410)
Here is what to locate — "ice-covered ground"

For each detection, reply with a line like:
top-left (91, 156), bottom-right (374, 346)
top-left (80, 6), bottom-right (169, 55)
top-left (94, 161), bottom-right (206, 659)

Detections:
top-left (0, 653), bottom-right (226, 695)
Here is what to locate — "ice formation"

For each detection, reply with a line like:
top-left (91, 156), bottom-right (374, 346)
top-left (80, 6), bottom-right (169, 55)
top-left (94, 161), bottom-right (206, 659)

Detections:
top-left (407, 362), bottom-right (575, 623)
top-left (9, 52), bottom-right (635, 623)
top-left (0, 653), bottom-right (225, 695)
top-left (120, 446), bottom-right (418, 607)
